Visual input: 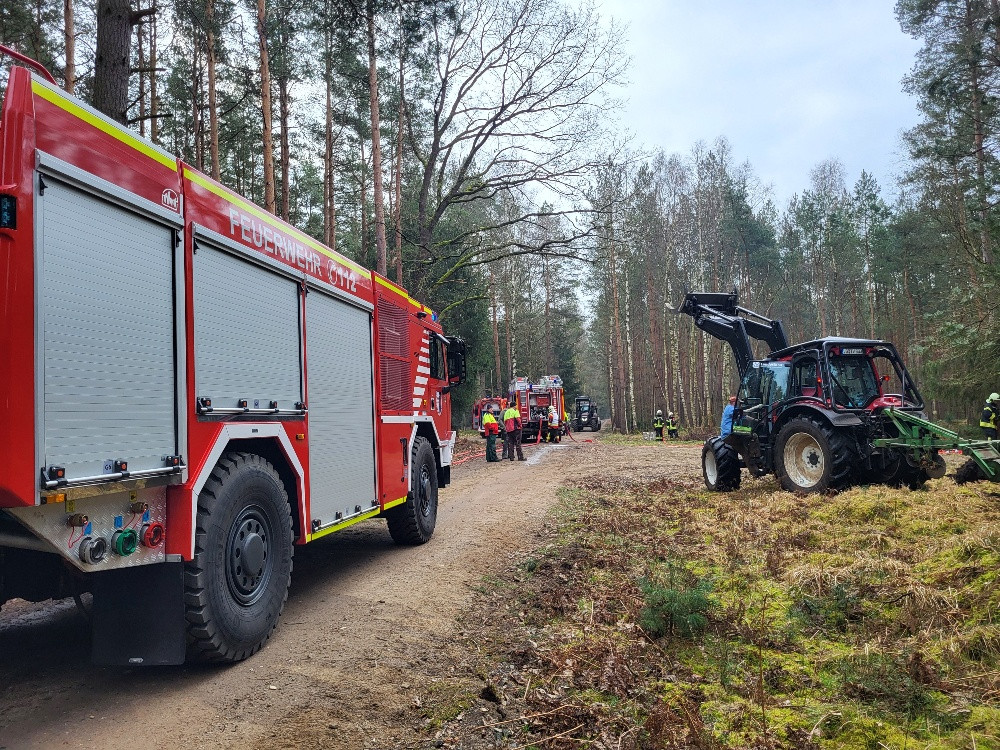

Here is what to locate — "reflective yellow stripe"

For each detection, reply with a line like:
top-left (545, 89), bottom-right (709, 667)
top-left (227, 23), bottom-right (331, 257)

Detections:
top-left (31, 80), bottom-right (176, 171)
top-left (374, 275), bottom-right (431, 314)
top-left (183, 167), bottom-right (370, 279)
top-left (304, 497), bottom-right (407, 541)
top-left (382, 496), bottom-right (407, 511)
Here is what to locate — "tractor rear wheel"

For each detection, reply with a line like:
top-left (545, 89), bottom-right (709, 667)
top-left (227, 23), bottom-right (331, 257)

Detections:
top-left (954, 459), bottom-right (986, 485)
top-left (775, 417), bottom-right (854, 493)
top-left (702, 437), bottom-right (741, 491)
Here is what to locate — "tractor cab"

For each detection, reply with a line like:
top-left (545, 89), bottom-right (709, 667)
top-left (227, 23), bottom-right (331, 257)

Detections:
top-left (727, 339), bottom-right (925, 481)
top-left (823, 342), bottom-right (921, 411)
top-left (573, 395), bottom-right (601, 431)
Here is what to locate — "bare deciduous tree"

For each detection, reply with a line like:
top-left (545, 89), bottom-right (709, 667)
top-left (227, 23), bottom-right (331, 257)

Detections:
top-left (406, 0), bottom-right (626, 291)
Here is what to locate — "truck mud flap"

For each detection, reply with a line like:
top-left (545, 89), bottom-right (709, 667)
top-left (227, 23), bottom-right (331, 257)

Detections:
top-left (91, 561), bottom-right (186, 666)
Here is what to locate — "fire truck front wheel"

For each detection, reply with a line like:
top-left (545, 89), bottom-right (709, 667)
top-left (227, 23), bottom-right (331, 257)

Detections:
top-left (387, 437), bottom-right (438, 545)
top-left (185, 451), bottom-right (294, 662)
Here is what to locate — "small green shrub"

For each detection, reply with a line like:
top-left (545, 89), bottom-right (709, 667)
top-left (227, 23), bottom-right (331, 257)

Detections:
top-left (792, 583), bottom-right (862, 632)
top-left (832, 651), bottom-right (932, 715)
top-left (638, 573), bottom-right (714, 638)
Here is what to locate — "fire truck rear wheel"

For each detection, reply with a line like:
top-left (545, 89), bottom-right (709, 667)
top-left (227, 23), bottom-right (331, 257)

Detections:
top-left (387, 437), bottom-right (438, 545)
top-left (185, 451), bottom-right (294, 663)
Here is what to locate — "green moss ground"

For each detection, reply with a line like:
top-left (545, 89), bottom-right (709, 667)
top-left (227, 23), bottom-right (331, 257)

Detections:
top-left (427, 444), bottom-right (1000, 748)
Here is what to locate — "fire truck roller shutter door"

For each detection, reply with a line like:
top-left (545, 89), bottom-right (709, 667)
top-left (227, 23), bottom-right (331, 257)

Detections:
top-left (40, 178), bottom-right (177, 481)
top-left (193, 243), bottom-right (302, 411)
top-left (305, 289), bottom-right (377, 528)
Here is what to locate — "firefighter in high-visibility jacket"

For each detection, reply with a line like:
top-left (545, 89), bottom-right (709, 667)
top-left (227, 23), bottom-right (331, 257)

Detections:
top-left (546, 406), bottom-right (560, 442)
top-left (482, 410), bottom-right (500, 462)
top-left (499, 399), bottom-right (509, 458)
top-left (653, 410), bottom-right (665, 440)
top-left (666, 412), bottom-right (679, 439)
top-left (503, 404), bottom-right (525, 461)
top-left (981, 392), bottom-right (1000, 439)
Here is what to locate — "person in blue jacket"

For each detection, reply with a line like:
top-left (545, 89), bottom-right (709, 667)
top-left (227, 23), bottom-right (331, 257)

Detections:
top-left (720, 395), bottom-right (737, 437)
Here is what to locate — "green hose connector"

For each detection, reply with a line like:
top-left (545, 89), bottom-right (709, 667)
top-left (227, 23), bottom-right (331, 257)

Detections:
top-left (112, 528), bottom-right (138, 556)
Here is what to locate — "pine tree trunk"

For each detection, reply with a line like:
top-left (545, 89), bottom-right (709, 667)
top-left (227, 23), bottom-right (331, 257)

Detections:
top-left (323, 8), bottom-right (336, 250)
top-left (137, 16), bottom-right (146, 137)
top-left (192, 29), bottom-right (202, 169)
top-left (625, 275), bottom-right (637, 432)
top-left (646, 260), bottom-right (665, 404)
top-left (150, 13), bottom-right (158, 141)
top-left (608, 229), bottom-right (628, 433)
top-left (279, 74), bottom-right (290, 220)
top-left (94, 0), bottom-right (131, 123)
top-left (394, 39), bottom-right (404, 285)
top-left (367, 0), bottom-right (387, 275)
top-left (206, 0), bottom-right (220, 180)
top-left (606, 334), bottom-right (616, 430)
top-left (490, 264), bottom-right (502, 392)
top-left (543, 254), bottom-right (553, 373)
top-left (256, 0), bottom-right (276, 213)
top-left (360, 138), bottom-right (369, 265)
top-left (508, 293), bottom-right (517, 383)
top-left (64, 0), bottom-right (75, 93)
top-left (966, 9), bottom-right (992, 264)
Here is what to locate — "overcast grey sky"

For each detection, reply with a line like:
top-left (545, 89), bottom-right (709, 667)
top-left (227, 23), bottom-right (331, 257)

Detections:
top-left (599, 1), bottom-right (921, 208)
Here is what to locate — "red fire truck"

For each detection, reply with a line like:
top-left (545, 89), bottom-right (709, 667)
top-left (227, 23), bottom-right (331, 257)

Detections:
top-left (0, 53), bottom-right (466, 665)
top-left (471, 396), bottom-right (505, 436)
top-left (509, 376), bottom-right (566, 442)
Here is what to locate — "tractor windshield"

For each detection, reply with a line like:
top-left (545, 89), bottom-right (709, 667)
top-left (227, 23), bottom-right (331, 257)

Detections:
top-left (827, 354), bottom-right (880, 408)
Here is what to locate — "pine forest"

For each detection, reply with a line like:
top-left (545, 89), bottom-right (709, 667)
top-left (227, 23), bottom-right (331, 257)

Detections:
top-left (2, 0), bottom-right (998, 433)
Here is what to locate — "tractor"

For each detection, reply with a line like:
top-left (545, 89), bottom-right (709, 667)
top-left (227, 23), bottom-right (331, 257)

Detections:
top-left (679, 291), bottom-right (950, 493)
top-left (574, 396), bottom-right (602, 432)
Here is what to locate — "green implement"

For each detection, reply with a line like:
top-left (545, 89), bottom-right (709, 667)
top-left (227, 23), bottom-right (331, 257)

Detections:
top-left (873, 408), bottom-right (1000, 481)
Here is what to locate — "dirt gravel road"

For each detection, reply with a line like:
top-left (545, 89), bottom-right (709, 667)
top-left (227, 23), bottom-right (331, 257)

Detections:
top-left (0, 435), bottom-right (688, 750)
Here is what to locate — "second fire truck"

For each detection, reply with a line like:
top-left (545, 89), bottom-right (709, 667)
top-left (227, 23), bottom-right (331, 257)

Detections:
top-left (509, 376), bottom-right (567, 442)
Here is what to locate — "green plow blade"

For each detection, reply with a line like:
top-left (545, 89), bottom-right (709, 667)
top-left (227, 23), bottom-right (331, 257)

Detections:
top-left (873, 408), bottom-right (1000, 481)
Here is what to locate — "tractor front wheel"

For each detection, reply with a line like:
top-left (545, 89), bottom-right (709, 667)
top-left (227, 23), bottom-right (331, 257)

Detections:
top-left (702, 437), bottom-right (741, 491)
top-left (775, 418), bottom-right (854, 493)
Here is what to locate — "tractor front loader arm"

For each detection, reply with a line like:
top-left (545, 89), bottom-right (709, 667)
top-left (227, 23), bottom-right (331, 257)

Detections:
top-left (677, 291), bottom-right (789, 378)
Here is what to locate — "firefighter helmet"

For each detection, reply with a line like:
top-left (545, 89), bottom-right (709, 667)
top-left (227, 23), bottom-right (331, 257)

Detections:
top-left (656, 410), bottom-right (662, 416)
top-left (990, 393), bottom-right (1000, 403)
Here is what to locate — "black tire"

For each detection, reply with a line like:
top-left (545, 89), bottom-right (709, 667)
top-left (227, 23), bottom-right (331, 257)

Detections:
top-left (775, 417), bottom-right (855, 493)
top-left (702, 437), bottom-right (741, 491)
top-left (387, 437), bottom-right (438, 545)
top-left (955, 458), bottom-right (986, 485)
top-left (185, 451), bottom-right (294, 663)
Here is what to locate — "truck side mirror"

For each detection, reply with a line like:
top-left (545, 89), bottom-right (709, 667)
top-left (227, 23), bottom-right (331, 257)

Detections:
top-left (446, 337), bottom-right (467, 385)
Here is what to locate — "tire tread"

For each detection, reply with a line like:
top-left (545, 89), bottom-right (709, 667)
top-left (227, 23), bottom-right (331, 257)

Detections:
top-left (184, 451), bottom-right (293, 663)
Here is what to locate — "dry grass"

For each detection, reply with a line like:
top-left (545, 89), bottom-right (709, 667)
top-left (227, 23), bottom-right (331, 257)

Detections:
top-left (420, 444), bottom-right (1000, 749)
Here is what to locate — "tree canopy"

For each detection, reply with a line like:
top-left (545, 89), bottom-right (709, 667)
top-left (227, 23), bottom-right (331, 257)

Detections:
top-left (0, 0), bottom-right (993, 429)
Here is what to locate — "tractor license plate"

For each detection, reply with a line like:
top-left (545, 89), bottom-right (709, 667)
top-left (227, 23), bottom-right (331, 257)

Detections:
top-left (840, 348), bottom-right (863, 355)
